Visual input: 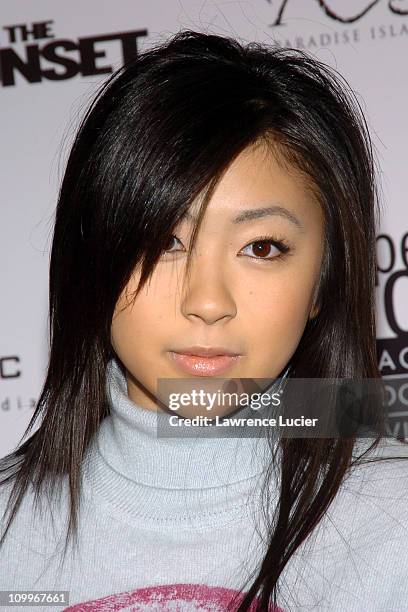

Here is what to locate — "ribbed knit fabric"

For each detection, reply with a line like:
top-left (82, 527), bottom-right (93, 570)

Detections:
top-left (1, 357), bottom-right (408, 611)
top-left (0, 357), bottom-right (281, 611)
top-left (80, 357), bottom-right (278, 531)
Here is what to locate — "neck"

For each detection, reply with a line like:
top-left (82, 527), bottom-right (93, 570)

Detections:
top-left (80, 357), bottom-right (283, 528)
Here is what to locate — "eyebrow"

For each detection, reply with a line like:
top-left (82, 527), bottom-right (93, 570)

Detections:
top-left (184, 205), bottom-right (304, 230)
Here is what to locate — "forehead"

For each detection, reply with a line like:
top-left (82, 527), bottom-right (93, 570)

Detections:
top-left (187, 142), bottom-right (322, 227)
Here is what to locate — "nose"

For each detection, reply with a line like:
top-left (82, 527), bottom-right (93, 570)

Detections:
top-left (180, 253), bottom-right (237, 325)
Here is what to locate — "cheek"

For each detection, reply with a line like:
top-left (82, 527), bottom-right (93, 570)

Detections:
top-left (242, 273), bottom-right (312, 323)
top-left (111, 279), bottom-right (168, 365)
top-left (239, 273), bottom-right (314, 353)
top-left (112, 302), bottom-right (149, 348)
top-left (111, 304), bottom-right (157, 382)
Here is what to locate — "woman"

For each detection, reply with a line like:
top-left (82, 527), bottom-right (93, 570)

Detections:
top-left (1, 30), bottom-right (407, 612)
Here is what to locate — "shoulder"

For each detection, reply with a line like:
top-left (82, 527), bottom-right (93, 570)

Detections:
top-left (283, 438), bottom-right (408, 610)
top-left (332, 437), bottom-right (408, 527)
top-left (318, 437), bottom-right (408, 567)
top-left (0, 470), bottom-right (70, 557)
top-left (346, 436), bottom-right (408, 498)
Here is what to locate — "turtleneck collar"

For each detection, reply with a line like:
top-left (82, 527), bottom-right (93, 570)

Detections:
top-left (81, 357), bottom-right (283, 527)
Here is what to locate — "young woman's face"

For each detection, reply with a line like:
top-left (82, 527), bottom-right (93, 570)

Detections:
top-left (111, 142), bottom-right (324, 412)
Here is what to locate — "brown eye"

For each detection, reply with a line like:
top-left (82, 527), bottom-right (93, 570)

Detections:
top-left (250, 241), bottom-right (277, 258)
top-left (243, 240), bottom-right (281, 259)
top-left (240, 238), bottom-right (287, 261)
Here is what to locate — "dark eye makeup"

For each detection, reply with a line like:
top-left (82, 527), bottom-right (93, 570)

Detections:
top-left (162, 234), bottom-right (293, 263)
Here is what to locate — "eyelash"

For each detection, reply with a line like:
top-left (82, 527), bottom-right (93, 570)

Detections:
top-left (163, 234), bottom-right (292, 263)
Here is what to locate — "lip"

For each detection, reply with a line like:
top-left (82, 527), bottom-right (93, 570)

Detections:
top-left (169, 348), bottom-right (242, 376)
top-left (171, 345), bottom-right (241, 357)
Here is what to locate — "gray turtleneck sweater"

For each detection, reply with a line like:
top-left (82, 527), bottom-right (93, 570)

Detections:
top-left (1, 357), bottom-right (408, 611)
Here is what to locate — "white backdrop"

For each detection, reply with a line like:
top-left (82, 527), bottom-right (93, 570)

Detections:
top-left (1, 0), bottom-right (407, 457)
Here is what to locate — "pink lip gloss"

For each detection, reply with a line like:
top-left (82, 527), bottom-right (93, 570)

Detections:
top-left (169, 352), bottom-right (241, 376)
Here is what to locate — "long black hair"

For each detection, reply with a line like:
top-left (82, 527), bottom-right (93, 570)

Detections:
top-left (1, 29), bottom-right (406, 611)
